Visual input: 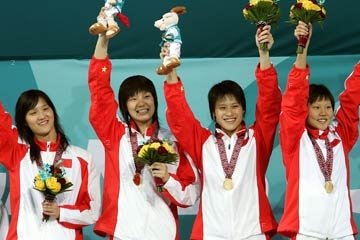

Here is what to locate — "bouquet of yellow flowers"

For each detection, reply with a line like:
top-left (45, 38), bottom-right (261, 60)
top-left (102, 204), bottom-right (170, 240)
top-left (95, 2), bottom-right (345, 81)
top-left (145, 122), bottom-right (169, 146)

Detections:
top-left (243, 0), bottom-right (281, 51)
top-left (136, 138), bottom-right (178, 191)
top-left (33, 161), bottom-right (73, 221)
top-left (289, 0), bottom-right (326, 53)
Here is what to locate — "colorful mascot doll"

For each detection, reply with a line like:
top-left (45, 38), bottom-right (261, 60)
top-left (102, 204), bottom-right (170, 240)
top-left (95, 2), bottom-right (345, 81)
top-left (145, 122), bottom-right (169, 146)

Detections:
top-left (154, 6), bottom-right (186, 75)
top-left (89, 0), bottom-right (129, 39)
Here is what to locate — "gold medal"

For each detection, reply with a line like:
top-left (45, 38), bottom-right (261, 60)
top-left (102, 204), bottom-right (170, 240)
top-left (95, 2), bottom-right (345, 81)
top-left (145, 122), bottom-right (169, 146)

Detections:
top-left (324, 181), bottom-right (333, 193)
top-left (133, 173), bottom-right (142, 186)
top-left (223, 178), bottom-right (233, 190)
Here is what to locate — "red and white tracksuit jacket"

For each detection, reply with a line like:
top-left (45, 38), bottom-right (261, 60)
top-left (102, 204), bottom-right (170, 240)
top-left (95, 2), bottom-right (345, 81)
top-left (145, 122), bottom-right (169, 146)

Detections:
top-left (164, 65), bottom-right (281, 240)
top-left (88, 56), bottom-right (199, 240)
top-left (278, 64), bottom-right (360, 238)
top-left (0, 104), bottom-right (101, 240)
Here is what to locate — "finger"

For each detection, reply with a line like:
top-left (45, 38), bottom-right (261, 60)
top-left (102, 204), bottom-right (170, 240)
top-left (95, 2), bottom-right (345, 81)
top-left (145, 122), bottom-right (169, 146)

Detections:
top-left (152, 162), bottom-right (165, 168)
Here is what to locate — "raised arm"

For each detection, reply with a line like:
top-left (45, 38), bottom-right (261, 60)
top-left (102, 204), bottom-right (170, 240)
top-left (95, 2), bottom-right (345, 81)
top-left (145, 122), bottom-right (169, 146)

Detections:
top-left (0, 103), bottom-right (27, 171)
top-left (256, 25), bottom-right (273, 70)
top-left (163, 42), bottom-right (210, 169)
top-left (335, 61), bottom-right (360, 150)
top-left (88, 20), bottom-right (125, 146)
top-left (94, 33), bottom-right (109, 60)
top-left (253, 25), bottom-right (282, 172)
top-left (280, 22), bottom-right (311, 167)
top-left (294, 22), bottom-right (311, 69)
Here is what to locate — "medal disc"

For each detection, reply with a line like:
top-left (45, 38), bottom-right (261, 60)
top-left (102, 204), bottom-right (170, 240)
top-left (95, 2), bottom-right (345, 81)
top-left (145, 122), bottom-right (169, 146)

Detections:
top-left (324, 181), bottom-right (333, 193)
top-left (133, 173), bottom-right (142, 186)
top-left (223, 178), bottom-right (233, 190)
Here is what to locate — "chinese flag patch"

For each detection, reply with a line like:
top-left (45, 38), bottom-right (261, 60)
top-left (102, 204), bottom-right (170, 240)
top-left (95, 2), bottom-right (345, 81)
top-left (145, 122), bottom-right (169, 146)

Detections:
top-left (62, 159), bottom-right (72, 168)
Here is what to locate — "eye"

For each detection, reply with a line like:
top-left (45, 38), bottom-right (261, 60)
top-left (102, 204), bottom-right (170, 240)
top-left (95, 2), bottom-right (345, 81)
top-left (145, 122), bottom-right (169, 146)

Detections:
top-left (28, 110), bottom-right (37, 115)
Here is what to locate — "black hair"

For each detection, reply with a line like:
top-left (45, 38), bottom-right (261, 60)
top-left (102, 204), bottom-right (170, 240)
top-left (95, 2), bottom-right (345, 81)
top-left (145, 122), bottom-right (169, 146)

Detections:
top-left (308, 84), bottom-right (335, 110)
top-left (208, 80), bottom-right (246, 120)
top-left (118, 75), bottom-right (159, 126)
top-left (15, 90), bottom-right (69, 165)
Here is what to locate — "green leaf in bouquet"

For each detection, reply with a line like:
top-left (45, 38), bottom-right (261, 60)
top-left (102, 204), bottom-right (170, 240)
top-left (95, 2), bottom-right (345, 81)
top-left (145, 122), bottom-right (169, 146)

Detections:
top-left (243, 1), bottom-right (281, 26)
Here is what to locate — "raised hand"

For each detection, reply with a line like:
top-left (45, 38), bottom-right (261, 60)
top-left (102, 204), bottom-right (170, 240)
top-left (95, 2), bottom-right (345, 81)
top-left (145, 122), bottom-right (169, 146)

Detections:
top-left (255, 25), bottom-right (274, 52)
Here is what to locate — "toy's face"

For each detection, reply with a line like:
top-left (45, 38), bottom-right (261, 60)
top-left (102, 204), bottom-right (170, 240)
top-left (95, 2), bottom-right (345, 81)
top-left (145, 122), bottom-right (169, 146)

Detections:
top-left (154, 12), bottom-right (179, 31)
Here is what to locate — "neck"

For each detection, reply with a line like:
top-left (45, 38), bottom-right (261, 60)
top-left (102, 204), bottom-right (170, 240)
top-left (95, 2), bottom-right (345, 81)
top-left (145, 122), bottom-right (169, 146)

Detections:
top-left (136, 122), bottom-right (152, 136)
top-left (35, 131), bottom-right (57, 143)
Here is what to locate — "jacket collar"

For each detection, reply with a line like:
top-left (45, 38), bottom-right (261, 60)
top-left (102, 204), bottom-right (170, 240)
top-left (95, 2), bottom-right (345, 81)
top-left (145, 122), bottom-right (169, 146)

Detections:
top-left (129, 119), bottom-right (159, 137)
top-left (34, 134), bottom-right (61, 151)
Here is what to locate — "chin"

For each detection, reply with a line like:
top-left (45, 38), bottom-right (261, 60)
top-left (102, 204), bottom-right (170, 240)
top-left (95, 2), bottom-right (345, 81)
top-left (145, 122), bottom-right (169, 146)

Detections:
top-left (316, 124), bottom-right (329, 131)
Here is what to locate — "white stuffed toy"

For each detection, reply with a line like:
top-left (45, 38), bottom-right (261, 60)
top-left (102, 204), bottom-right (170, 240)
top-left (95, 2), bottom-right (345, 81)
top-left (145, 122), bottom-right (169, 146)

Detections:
top-left (154, 6), bottom-right (186, 75)
top-left (89, 0), bottom-right (129, 39)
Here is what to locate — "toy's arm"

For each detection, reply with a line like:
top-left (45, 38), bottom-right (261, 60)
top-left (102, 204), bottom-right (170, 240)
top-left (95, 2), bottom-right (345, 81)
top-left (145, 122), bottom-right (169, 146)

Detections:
top-left (163, 32), bottom-right (175, 42)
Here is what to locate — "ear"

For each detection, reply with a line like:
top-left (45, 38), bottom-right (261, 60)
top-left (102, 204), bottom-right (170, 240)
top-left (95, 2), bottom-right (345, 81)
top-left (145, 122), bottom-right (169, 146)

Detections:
top-left (170, 6), bottom-right (187, 15)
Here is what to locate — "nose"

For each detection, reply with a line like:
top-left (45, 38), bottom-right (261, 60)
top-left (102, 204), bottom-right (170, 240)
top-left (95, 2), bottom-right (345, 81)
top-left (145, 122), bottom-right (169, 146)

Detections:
top-left (319, 107), bottom-right (327, 115)
top-left (37, 110), bottom-right (46, 119)
top-left (137, 97), bottom-right (146, 106)
top-left (225, 108), bottom-right (233, 115)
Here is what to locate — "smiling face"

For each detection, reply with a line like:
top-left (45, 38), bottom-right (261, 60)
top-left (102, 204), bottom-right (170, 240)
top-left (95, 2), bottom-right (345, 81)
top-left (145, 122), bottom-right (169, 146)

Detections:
top-left (306, 98), bottom-right (334, 130)
top-left (214, 95), bottom-right (245, 137)
top-left (25, 97), bottom-right (57, 142)
top-left (126, 91), bottom-right (155, 130)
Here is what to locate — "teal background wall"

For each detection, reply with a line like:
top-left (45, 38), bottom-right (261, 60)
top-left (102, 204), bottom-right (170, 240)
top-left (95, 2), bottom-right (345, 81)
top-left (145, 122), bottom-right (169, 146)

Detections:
top-left (0, 55), bottom-right (360, 239)
top-left (1, 0), bottom-right (360, 59)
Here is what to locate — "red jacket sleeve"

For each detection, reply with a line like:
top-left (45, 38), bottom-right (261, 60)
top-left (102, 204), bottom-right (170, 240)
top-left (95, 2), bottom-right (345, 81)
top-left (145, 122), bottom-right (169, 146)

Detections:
top-left (280, 66), bottom-right (310, 169)
top-left (164, 80), bottom-right (211, 170)
top-left (0, 103), bottom-right (27, 171)
top-left (335, 63), bottom-right (360, 152)
top-left (88, 56), bottom-right (125, 149)
top-left (162, 143), bottom-right (200, 207)
top-left (253, 65), bottom-right (282, 175)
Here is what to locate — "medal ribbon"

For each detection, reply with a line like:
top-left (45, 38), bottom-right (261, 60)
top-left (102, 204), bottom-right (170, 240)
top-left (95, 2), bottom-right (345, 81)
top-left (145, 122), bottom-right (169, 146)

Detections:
top-left (216, 131), bottom-right (245, 179)
top-left (309, 136), bottom-right (333, 182)
top-left (37, 146), bottom-right (64, 168)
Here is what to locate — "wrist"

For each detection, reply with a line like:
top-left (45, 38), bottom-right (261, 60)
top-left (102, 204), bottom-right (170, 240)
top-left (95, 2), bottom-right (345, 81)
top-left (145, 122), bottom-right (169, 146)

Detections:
top-left (162, 173), bottom-right (170, 183)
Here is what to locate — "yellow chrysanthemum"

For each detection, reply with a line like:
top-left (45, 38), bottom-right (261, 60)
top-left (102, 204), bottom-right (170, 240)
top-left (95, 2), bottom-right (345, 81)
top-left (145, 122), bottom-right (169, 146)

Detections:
top-left (302, 1), bottom-right (321, 11)
top-left (46, 177), bottom-right (61, 193)
top-left (162, 142), bottom-right (175, 154)
top-left (149, 142), bottom-right (161, 150)
top-left (138, 145), bottom-right (149, 158)
top-left (243, 8), bottom-right (249, 16)
top-left (250, 0), bottom-right (273, 5)
top-left (34, 175), bottom-right (46, 191)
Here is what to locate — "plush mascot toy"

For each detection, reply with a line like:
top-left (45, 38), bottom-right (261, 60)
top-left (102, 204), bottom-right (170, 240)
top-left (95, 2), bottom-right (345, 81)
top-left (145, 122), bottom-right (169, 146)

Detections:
top-left (154, 6), bottom-right (186, 75)
top-left (89, 0), bottom-right (130, 39)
